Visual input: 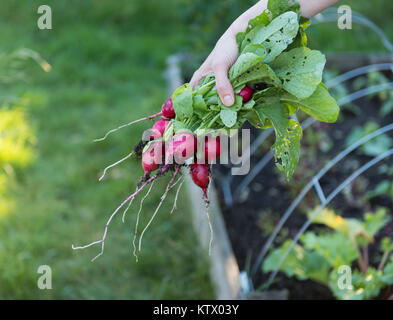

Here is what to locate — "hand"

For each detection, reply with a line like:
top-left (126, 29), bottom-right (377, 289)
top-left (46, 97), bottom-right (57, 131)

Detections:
top-left (189, 0), bottom-right (341, 107)
top-left (190, 1), bottom-right (269, 107)
top-left (190, 33), bottom-right (239, 107)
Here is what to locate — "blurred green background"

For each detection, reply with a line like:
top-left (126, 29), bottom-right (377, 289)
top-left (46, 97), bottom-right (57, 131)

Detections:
top-left (0, 0), bottom-right (392, 299)
top-left (0, 0), bottom-right (213, 299)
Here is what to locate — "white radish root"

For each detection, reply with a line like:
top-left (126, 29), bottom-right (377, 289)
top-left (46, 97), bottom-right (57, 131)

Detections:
top-left (99, 150), bottom-right (135, 181)
top-left (94, 112), bottom-right (162, 142)
top-left (72, 166), bottom-right (169, 261)
top-left (138, 166), bottom-right (181, 252)
top-left (171, 176), bottom-right (185, 214)
top-left (132, 180), bottom-right (155, 262)
top-left (122, 186), bottom-right (138, 223)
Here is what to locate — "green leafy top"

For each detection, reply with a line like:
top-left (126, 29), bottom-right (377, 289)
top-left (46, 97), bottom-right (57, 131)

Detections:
top-left (169, 1), bottom-right (339, 180)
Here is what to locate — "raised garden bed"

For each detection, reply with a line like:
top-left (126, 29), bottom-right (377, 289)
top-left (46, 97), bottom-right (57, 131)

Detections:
top-left (166, 56), bottom-right (241, 300)
top-left (167, 53), bottom-right (393, 299)
top-left (215, 64), bottom-right (393, 299)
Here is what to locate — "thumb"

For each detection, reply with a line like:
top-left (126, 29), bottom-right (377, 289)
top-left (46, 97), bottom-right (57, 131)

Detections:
top-left (213, 63), bottom-right (234, 107)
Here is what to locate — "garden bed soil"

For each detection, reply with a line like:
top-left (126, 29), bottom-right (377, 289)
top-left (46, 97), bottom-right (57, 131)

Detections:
top-left (214, 78), bottom-right (393, 299)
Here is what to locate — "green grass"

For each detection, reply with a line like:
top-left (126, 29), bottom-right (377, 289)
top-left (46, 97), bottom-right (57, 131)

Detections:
top-left (0, 0), bottom-right (213, 299)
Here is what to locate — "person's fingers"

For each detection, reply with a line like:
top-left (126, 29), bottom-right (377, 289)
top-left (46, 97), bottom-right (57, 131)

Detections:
top-left (190, 69), bottom-right (204, 87)
top-left (213, 62), bottom-right (234, 107)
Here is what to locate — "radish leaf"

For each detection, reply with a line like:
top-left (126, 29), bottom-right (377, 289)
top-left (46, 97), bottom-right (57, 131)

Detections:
top-left (270, 47), bottom-right (326, 99)
top-left (220, 108), bottom-right (237, 128)
top-left (241, 11), bottom-right (299, 62)
top-left (236, 10), bottom-right (270, 50)
top-left (172, 83), bottom-right (193, 120)
top-left (229, 51), bottom-right (265, 80)
top-left (272, 119), bottom-right (302, 180)
top-left (255, 98), bottom-right (289, 136)
top-left (230, 60), bottom-right (281, 88)
top-left (193, 94), bottom-right (208, 116)
top-left (268, 0), bottom-right (301, 19)
top-left (282, 83), bottom-right (340, 123)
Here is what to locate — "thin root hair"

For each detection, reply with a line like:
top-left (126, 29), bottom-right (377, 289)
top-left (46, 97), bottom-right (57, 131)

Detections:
top-left (93, 112), bottom-right (162, 142)
top-left (132, 180), bottom-right (156, 262)
top-left (171, 176), bottom-right (185, 214)
top-left (99, 150), bottom-right (135, 181)
top-left (138, 166), bottom-right (181, 252)
top-left (122, 186), bottom-right (138, 223)
top-left (72, 166), bottom-right (170, 261)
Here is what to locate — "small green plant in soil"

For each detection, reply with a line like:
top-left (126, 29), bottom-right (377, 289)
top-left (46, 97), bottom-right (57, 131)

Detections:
top-left (352, 71), bottom-right (393, 117)
top-left (263, 207), bottom-right (393, 300)
top-left (378, 164), bottom-right (393, 176)
top-left (345, 122), bottom-right (392, 157)
top-left (366, 180), bottom-right (393, 202)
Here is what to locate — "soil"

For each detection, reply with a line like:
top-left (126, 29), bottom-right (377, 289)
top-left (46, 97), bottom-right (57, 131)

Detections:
top-left (213, 77), bottom-right (393, 299)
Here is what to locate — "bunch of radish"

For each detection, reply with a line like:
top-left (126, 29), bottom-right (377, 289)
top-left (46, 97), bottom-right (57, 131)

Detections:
top-left (72, 86), bottom-right (248, 261)
top-left (73, 3), bottom-right (340, 261)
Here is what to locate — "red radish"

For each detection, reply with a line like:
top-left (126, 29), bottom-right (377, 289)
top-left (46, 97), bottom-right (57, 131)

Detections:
top-left (151, 118), bottom-right (170, 140)
top-left (161, 98), bottom-right (176, 119)
top-left (190, 164), bottom-right (210, 196)
top-left (238, 86), bottom-right (254, 103)
top-left (165, 132), bottom-right (197, 164)
top-left (142, 141), bottom-right (164, 174)
top-left (204, 135), bottom-right (221, 162)
top-left (190, 163), bottom-right (213, 255)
